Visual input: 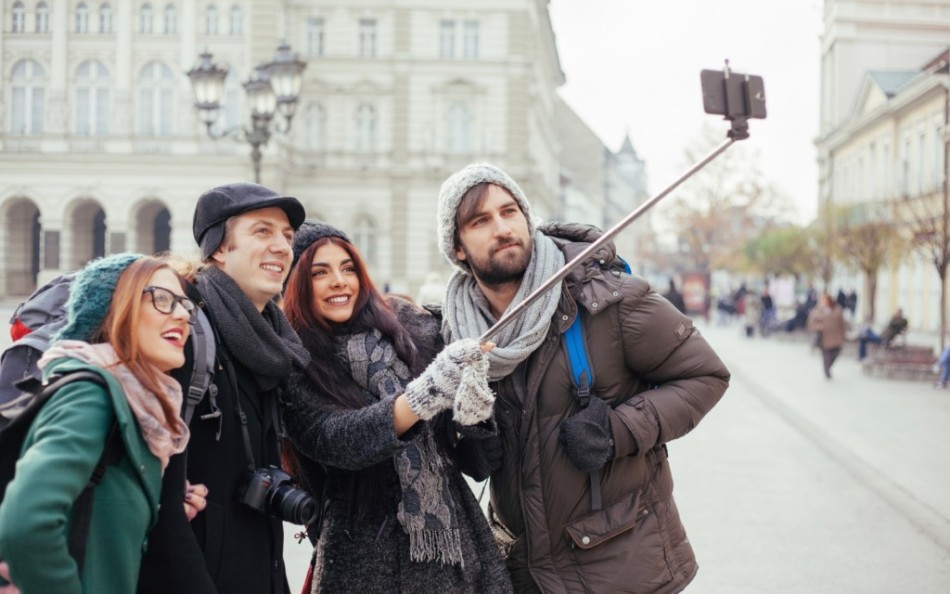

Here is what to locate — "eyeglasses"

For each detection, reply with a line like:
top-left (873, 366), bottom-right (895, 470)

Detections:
top-left (143, 286), bottom-right (197, 317)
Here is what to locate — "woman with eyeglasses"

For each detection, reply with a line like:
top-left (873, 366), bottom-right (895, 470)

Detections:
top-left (0, 253), bottom-right (194, 594)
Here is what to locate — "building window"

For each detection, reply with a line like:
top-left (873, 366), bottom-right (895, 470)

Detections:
top-left (10, 59), bottom-right (45, 135)
top-left (356, 103), bottom-right (376, 152)
top-left (445, 102), bottom-right (471, 154)
top-left (75, 2), bottom-right (89, 33)
top-left (12, 1), bottom-right (25, 32)
top-left (139, 3), bottom-right (152, 33)
top-left (917, 130), bottom-right (926, 195)
top-left (211, 70), bottom-right (242, 135)
top-left (100, 3), bottom-right (112, 33)
top-left (359, 18), bottom-right (376, 57)
top-left (35, 2), bottom-right (49, 32)
top-left (463, 20), bottom-right (478, 59)
top-left (76, 60), bottom-right (110, 136)
top-left (304, 103), bottom-right (327, 150)
top-left (935, 118), bottom-right (945, 188)
top-left (439, 20), bottom-right (454, 59)
top-left (205, 4), bottom-right (218, 35)
top-left (164, 3), bottom-right (176, 33)
top-left (306, 17), bottom-right (324, 56)
top-left (229, 4), bottom-right (241, 34)
top-left (138, 61), bottom-right (175, 136)
top-left (352, 216), bottom-right (377, 266)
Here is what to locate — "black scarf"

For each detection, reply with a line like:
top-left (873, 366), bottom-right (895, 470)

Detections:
top-left (196, 266), bottom-right (310, 391)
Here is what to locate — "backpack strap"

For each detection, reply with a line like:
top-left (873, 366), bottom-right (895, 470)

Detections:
top-left (562, 313), bottom-right (603, 511)
top-left (68, 419), bottom-right (123, 575)
top-left (183, 308), bottom-right (218, 427)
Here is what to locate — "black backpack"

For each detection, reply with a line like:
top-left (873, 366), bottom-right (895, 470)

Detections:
top-left (0, 370), bottom-right (117, 574)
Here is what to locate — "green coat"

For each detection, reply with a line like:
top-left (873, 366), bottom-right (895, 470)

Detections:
top-left (0, 357), bottom-right (162, 594)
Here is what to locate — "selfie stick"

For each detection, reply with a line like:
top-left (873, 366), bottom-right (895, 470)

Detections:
top-left (479, 64), bottom-right (764, 344)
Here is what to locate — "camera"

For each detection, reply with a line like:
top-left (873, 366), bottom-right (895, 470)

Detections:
top-left (237, 466), bottom-right (318, 525)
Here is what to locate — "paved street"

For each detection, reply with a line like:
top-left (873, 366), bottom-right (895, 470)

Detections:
top-left (4, 303), bottom-right (948, 592)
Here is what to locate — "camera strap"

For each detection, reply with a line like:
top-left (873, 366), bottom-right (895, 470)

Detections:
top-left (220, 348), bottom-right (257, 472)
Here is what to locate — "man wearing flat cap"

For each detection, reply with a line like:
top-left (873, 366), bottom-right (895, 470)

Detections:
top-left (140, 182), bottom-right (310, 594)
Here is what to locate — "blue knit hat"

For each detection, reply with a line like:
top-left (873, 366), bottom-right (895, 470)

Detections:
top-left (56, 253), bottom-right (144, 342)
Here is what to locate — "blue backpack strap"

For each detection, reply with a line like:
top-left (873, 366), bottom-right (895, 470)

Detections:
top-left (563, 313), bottom-right (603, 511)
top-left (564, 315), bottom-right (594, 407)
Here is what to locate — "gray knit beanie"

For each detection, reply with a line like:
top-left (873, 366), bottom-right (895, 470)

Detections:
top-left (292, 219), bottom-right (352, 269)
top-left (56, 253), bottom-right (145, 342)
top-left (437, 163), bottom-right (535, 273)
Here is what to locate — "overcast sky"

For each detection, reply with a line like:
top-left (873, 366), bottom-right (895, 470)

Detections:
top-left (549, 0), bottom-right (824, 224)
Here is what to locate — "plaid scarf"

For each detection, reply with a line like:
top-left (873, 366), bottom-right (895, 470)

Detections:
top-left (337, 328), bottom-right (464, 567)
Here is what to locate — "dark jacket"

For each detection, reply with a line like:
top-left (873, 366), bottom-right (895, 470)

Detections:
top-left (484, 224), bottom-right (730, 593)
top-left (0, 357), bottom-right (162, 594)
top-left (282, 299), bottom-right (512, 594)
top-left (138, 280), bottom-right (291, 594)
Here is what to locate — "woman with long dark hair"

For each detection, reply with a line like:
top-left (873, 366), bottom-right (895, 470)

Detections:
top-left (0, 254), bottom-right (193, 593)
top-left (281, 221), bottom-right (511, 593)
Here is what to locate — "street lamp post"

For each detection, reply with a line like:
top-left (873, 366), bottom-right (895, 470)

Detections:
top-left (187, 43), bottom-right (306, 183)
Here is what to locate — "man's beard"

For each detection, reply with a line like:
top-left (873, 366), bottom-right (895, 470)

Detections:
top-left (463, 237), bottom-right (532, 288)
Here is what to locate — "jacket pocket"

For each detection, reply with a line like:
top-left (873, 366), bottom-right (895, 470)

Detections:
top-left (564, 489), bottom-right (643, 550)
top-left (564, 489), bottom-right (674, 593)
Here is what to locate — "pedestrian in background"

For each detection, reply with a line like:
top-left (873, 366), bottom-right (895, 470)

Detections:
top-left (663, 278), bottom-right (687, 314)
top-left (281, 221), bottom-right (511, 593)
top-left (0, 254), bottom-right (192, 593)
top-left (807, 293), bottom-right (846, 379)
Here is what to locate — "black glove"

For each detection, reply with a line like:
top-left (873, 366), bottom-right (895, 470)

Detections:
top-left (454, 434), bottom-right (504, 481)
top-left (559, 397), bottom-right (614, 472)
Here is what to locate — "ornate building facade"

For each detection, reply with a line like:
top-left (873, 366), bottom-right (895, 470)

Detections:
top-left (2, 0), bottom-right (649, 299)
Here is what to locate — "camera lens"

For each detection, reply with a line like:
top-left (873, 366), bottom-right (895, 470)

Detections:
top-left (268, 483), bottom-right (318, 525)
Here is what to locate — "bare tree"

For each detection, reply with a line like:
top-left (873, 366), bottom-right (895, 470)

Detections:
top-left (666, 125), bottom-right (794, 273)
top-left (832, 204), bottom-right (906, 322)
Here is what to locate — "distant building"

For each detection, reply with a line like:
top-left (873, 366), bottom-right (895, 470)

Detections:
top-left (815, 0), bottom-right (949, 329)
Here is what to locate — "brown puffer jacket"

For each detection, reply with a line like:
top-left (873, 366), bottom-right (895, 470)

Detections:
top-left (487, 223), bottom-right (730, 594)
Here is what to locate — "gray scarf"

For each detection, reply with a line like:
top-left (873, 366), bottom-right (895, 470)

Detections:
top-left (442, 230), bottom-right (565, 380)
top-left (196, 266), bottom-right (310, 391)
top-left (337, 329), bottom-right (464, 567)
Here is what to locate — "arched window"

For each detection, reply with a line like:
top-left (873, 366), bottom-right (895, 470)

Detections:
top-left (76, 60), bottom-right (110, 136)
top-left (75, 2), bottom-right (89, 33)
top-left (163, 3), bottom-right (176, 33)
top-left (11, 59), bottom-right (46, 135)
top-left (205, 4), bottom-right (218, 35)
top-left (99, 3), bottom-right (112, 33)
top-left (229, 4), bottom-right (242, 35)
top-left (11, 2), bottom-right (25, 32)
top-left (304, 103), bottom-right (326, 150)
top-left (140, 3), bottom-right (153, 33)
top-left (355, 103), bottom-right (376, 152)
top-left (445, 102), bottom-right (471, 154)
top-left (138, 61), bottom-right (174, 136)
top-left (35, 2), bottom-right (49, 32)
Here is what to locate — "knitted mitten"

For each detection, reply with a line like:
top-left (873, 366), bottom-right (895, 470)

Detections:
top-left (405, 338), bottom-right (485, 420)
top-left (453, 353), bottom-right (495, 425)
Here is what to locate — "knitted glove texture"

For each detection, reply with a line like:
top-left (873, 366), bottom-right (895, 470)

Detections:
top-left (404, 338), bottom-right (484, 421)
top-left (452, 351), bottom-right (495, 425)
top-left (559, 396), bottom-right (614, 472)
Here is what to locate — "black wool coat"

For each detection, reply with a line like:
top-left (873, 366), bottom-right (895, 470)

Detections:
top-left (282, 299), bottom-right (512, 594)
top-left (138, 281), bottom-right (292, 594)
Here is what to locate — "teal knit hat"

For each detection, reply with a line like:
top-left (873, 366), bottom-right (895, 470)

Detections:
top-left (56, 253), bottom-right (145, 342)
